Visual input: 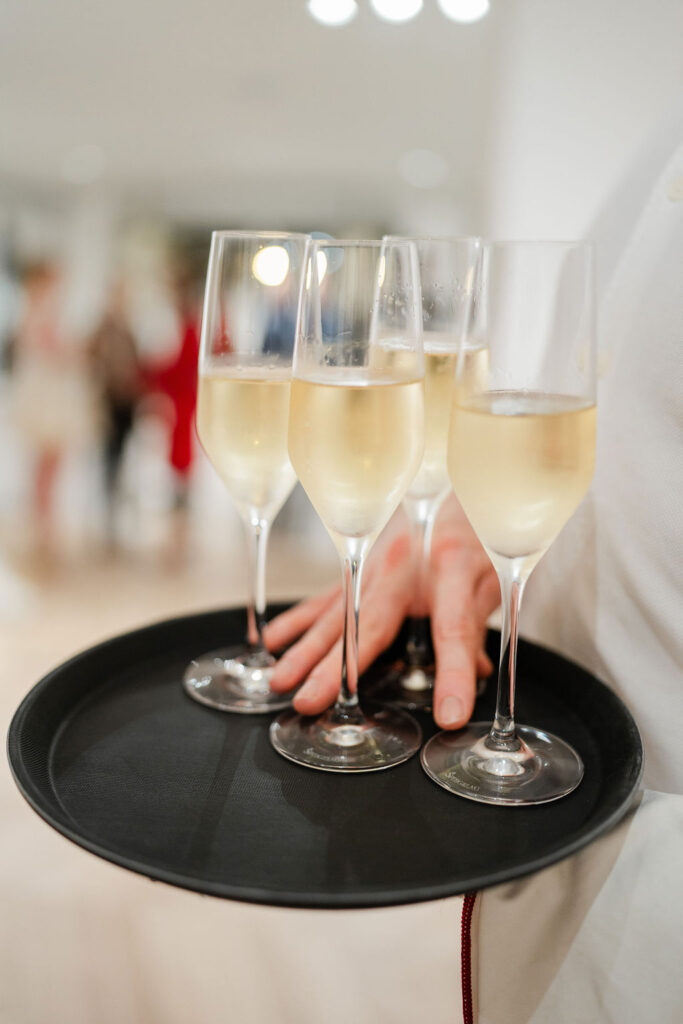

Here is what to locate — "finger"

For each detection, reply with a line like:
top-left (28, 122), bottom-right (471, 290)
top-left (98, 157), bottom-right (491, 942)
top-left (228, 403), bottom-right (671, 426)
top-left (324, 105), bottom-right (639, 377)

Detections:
top-left (473, 564), bottom-right (500, 680)
top-left (263, 586), bottom-right (339, 653)
top-left (356, 569), bottom-right (413, 675)
top-left (431, 546), bottom-right (494, 729)
top-left (293, 639), bottom-right (343, 715)
top-left (474, 564), bottom-right (501, 621)
top-left (477, 649), bottom-right (494, 678)
top-left (263, 541), bottom-right (390, 656)
top-left (269, 598), bottom-right (344, 692)
top-left (294, 557), bottom-right (414, 715)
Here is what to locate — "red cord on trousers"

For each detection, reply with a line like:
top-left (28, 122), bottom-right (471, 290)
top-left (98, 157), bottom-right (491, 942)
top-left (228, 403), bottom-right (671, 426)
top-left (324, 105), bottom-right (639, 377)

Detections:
top-left (461, 892), bottom-right (477, 1024)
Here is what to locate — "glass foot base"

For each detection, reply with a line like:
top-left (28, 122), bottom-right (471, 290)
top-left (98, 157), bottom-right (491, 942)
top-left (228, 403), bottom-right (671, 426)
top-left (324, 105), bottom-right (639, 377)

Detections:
top-left (183, 646), bottom-right (291, 714)
top-left (374, 665), bottom-right (490, 712)
top-left (421, 722), bottom-right (584, 805)
top-left (270, 703), bottom-right (422, 772)
top-left (374, 663), bottom-right (435, 711)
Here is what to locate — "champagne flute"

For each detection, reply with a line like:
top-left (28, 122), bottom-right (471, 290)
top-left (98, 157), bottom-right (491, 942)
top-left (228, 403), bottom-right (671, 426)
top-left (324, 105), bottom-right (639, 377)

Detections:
top-left (421, 241), bottom-right (596, 804)
top-left (184, 230), bottom-right (308, 713)
top-left (270, 238), bottom-right (425, 771)
top-left (376, 236), bottom-right (483, 710)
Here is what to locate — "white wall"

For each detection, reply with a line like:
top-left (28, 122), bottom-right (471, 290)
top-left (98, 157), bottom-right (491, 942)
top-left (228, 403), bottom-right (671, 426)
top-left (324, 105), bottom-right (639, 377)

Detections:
top-left (485, 0), bottom-right (683, 239)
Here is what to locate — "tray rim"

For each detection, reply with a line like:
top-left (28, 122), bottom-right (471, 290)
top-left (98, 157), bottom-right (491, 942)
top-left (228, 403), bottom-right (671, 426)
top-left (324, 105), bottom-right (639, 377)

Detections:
top-left (6, 605), bottom-right (644, 910)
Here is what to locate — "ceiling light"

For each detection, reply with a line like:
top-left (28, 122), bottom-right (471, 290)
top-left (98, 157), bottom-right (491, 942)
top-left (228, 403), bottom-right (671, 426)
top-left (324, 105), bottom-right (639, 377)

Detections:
top-left (437, 0), bottom-right (490, 24)
top-left (370, 0), bottom-right (423, 24)
top-left (398, 149), bottom-right (449, 189)
top-left (307, 0), bottom-right (358, 26)
top-left (252, 246), bottom-right (290, 287)
top-left (60, 144), bottom-right (105, 185)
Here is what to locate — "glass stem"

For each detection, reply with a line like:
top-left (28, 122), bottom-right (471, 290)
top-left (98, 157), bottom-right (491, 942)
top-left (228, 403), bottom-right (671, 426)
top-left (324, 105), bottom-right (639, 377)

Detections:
top-left (403, 497), bottom-right (439, 666)
top-left (331, 553), bottom-right (365, 725)
top-left (487, 562), bottom-right (528, 752)
top-left (245, 515), bottom-right (270, 653)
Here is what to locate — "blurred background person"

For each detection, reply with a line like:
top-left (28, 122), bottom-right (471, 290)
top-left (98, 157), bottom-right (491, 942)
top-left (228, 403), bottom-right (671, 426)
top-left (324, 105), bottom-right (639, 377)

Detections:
top-left (87, 280), bottom-right (143, 549)
top-left (11, 261), bottom-right (97, 564)
top-left (144, 270), bottom-right (200, 561)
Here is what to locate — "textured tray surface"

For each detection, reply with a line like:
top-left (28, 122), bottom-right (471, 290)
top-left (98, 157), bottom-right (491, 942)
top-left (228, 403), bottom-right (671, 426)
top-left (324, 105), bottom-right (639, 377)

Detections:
top-left (7, 606), bottom-right (642, 908)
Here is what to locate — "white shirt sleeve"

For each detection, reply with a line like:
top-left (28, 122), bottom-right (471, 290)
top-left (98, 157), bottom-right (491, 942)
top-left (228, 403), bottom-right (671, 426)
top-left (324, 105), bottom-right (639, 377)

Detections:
top-left (477, 109), bottom-right (683, 1023)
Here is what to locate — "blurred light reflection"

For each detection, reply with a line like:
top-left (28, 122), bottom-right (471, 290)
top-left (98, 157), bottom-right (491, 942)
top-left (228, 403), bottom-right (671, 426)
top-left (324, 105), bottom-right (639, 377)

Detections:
top-left (252, 246), bottom-right (290, 287)
top-left (437, 0), bottom-right (490, 24)
top-left (307, 0), bottom-right (358, 27)
top-left (370, 0), bottom-right (423, 24)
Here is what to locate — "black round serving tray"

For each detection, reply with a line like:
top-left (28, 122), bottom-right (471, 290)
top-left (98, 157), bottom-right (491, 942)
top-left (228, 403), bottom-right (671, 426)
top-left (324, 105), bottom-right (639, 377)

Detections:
top-left (7, 605), bottom-right (642, 909)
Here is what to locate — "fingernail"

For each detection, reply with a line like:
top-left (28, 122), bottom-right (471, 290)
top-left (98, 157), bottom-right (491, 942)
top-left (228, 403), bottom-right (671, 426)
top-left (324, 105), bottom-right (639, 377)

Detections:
top-left (438, 696), bottom-right (465, 727)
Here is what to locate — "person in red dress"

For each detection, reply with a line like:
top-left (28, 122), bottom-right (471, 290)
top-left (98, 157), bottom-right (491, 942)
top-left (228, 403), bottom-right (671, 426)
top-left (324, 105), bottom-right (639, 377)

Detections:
top-left (145, 273), bottom-right (200, 555)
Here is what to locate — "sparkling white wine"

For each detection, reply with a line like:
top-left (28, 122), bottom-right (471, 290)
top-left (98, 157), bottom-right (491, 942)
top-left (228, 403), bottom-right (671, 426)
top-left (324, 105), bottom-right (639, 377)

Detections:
top-left (448, 391), bottom-right (596, 564)
top-left (408, 341), bottom-right (489, 500)
top-left (197, 369), bottom-right (296, 518)
top-left (288, 375), bottom-right (424, 548)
